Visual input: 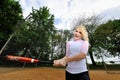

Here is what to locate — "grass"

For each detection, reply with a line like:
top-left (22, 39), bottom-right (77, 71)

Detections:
top-left (88, 64), bottom-right (120, 70)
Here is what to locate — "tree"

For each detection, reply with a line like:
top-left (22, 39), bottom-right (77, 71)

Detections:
top-left (52, 29), bottom-right (72, 60)
top-left (3, 7), bottom-right (56, 61)
top-left (0, 0), bottom-right (23, 50)
top-left (94, 19), bottom-right (120, 57)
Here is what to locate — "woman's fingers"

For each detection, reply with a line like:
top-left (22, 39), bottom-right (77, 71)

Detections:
top-left (53, 60), bottom-right (61, 66)
top-left (53, 59), bottom-right (67, 67)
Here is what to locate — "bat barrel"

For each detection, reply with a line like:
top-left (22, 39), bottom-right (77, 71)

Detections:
top-left (5, 55), bottom-right (53, 64)
top-left (5, 55), bottom-right (39, 63)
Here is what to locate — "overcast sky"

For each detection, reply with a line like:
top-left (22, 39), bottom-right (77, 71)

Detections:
top-left (19, 0), bottom-right (120, 29)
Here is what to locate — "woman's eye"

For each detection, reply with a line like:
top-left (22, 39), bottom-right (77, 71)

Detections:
top-left (79, 32), bottom-right (82, 34)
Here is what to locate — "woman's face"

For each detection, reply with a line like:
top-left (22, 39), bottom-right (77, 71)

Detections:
top-left (73, 29), bottom-right (82, 40)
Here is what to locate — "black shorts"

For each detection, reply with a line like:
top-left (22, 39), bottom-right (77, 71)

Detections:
top-left (66, 71), bottom-right (90, 80)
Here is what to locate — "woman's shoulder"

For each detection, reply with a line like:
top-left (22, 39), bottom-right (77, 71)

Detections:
top-left (82, 40), bottom-right (89, 46)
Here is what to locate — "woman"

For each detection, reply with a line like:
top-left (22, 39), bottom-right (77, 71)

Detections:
top-left (53, 25), bottom-right (90, 80)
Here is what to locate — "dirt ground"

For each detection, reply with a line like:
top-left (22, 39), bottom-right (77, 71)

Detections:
top-left (0, 67), bottom-right (120, 80)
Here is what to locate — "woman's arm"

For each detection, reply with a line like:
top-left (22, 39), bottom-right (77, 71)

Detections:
top-left (65, 53), bottom-right (86, 62)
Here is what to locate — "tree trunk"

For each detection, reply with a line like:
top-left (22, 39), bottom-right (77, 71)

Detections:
top-left (89, 51), bottom-right (96, 65)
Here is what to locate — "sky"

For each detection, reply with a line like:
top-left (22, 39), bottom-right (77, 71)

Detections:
top-left (19, 0), bottom-right (120, 29)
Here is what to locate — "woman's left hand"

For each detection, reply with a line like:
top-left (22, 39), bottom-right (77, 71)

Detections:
top-left (53, 59), bottom-right (66, 67)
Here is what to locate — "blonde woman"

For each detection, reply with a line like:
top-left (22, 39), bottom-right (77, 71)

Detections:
top-left (53, 25), bottom-right (90, 80)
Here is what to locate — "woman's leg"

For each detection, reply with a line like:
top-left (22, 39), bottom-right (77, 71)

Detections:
top-left (76, 71), bottom-right (90, 80)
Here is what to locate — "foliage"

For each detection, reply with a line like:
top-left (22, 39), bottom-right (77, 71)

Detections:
top-left (0, 0), bottom-right (23, 49)
top-left (52, 29), bottom-right (72, 60)
top-left (2, 7), bottom-right (56, 61)
top-left (94, 19), bottom-right (120, 56)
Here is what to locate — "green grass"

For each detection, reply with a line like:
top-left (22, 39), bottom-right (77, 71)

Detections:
top-left (88, 64), bottom-right (120, 70)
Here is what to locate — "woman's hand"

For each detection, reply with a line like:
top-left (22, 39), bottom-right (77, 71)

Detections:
top-left (53, 59), bottom-right (66, 67)
top-left (53, 60), bottom-right (61, 66)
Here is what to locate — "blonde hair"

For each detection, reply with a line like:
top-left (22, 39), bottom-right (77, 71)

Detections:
top-left (75, 25), bottom-right (89, 42)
